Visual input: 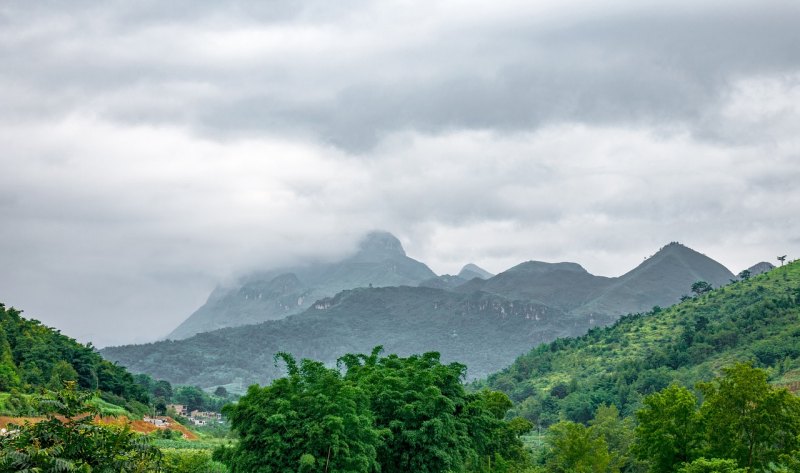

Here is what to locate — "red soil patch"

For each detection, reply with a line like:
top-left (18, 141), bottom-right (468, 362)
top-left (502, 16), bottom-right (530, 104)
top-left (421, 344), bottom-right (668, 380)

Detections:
top-left (0, 415), bottom-right (198, 440)
top-left (97, 416), bottom-right (198, 440)
top-left (0, 416), bottom-right (44, 428)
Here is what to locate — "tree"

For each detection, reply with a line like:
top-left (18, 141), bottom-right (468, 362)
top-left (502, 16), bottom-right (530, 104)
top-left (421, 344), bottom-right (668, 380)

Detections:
top-left (213, 386), bottom-right (229, 398)
top-left (546, 421), bottom-right (613, 473)
top-left (691, 281), bottom-right (713, 297)
top-left (777, 255), bottom-right (787, 266)
top-left (154, 379), bottom-right (173, 400)
top-left (589, 404), bottom-right (640, 472)
top-left (677, 458), bottom-right (745, 473)
top-left (0, 381), bottom-right (162, 471)
top-left (339, 349), bottom-right (476, 473)
top-left (0, 329), bottom-right (20, 390)
top-left (47, 359), bottom-right (79, 390)
top-left (697, 363), bottom-right (800, 471)
top-left (174, 385), bottom-right (206, 412)
top-left (737, 269), bottom-right (751, 281)
top-left (220, 348), bottom-right (529, 473)
top-left (633, 384), bottom-right (702, 473)
top-left (218, 353), bottom-right (381, 473)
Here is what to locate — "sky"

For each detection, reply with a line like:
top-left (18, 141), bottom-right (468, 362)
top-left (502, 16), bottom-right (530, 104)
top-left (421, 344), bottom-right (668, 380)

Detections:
top-left (2, 0), bottom-right (799, 347)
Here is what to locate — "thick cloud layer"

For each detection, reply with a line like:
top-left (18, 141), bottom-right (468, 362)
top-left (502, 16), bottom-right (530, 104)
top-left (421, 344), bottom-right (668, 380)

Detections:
top-left (1, 0), bottom-right (799, 346)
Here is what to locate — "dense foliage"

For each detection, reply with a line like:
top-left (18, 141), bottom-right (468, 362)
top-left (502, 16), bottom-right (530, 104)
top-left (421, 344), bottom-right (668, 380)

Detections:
top-left (216, 348), bottom-right (532, 473)
top-left (0, 302), bottom-right (148, 407)
top-left (536, 363), bottom-right (800, 472)
top-left (483, 262), bottom-right (800, 426)
top-left (0, 302), bottom-right (231, 419)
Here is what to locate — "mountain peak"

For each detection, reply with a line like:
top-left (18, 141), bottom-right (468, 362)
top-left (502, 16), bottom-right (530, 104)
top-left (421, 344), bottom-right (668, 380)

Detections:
top-left (655, 241), bottom-right (692, 254)
top-left (357, 231), bottom-right (406, 256)
top-left (510, 260), bottom-right (589, 274)
top-left (745, 261), bottom-right (775, 276)
top-left (458, 263), bottom-right (493, 280)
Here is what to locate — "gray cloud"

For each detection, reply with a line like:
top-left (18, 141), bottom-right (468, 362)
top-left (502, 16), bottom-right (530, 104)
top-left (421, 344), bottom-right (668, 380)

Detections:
top-left (4, 1), bottom-right (799, 148)
top-left (1, 0), bottom-right (799, 346)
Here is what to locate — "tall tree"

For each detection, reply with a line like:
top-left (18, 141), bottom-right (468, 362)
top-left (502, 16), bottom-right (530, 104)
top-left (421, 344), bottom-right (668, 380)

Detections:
top-left (546, 421), bottom-right (613, 473)
top-left (697, 363), bottom-right (800, 471)
top-left (219, 353), bottom-right (381, 473)
top-left (633, 384), bottom-right (702, 473)
top-left (339, 349), bottom-right (475, 473)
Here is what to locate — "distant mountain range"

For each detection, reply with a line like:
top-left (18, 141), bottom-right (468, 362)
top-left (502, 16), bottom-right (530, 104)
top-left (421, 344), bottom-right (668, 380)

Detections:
top-left (101, 233), bottom-right (753, 390)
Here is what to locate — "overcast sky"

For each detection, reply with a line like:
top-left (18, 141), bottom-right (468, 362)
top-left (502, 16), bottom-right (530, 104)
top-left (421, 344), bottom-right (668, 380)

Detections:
top-left (2, 0), bottom-right (799, 347)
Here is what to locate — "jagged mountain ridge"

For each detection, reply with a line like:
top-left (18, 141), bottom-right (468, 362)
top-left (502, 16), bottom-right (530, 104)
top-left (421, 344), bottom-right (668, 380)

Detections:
top-left (104, 240), bottom-right (738, 390)
top-left (456, 242), bottom-right (734, 317)
top-left (418, 264), bottom-right (493, 290)
top-left (167, 232), bottom-right (437, 339)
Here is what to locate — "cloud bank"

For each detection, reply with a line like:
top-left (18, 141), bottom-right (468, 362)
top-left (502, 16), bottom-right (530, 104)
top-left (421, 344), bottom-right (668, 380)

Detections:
top-left (1, 0), bottom-right (799, 345)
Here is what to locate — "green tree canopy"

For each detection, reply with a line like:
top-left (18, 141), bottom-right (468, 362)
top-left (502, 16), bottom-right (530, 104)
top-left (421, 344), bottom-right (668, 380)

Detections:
top-left (697, 363), bottom-right (800, 471)
top-left (633, 384), bottom-right (702, 473)
top-left (219, 352), bottom-right (381, 473)
top-left (545, 420), bottom-right (612, 473)
top-left (676, 458), bottom-right (745, 473)
top-left (219, 348), bottom-right (529, 473)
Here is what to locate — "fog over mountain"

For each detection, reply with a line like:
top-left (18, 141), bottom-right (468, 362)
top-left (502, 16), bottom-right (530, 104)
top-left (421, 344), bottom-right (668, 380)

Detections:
top-left (1, 0), bottom-right (799, 346)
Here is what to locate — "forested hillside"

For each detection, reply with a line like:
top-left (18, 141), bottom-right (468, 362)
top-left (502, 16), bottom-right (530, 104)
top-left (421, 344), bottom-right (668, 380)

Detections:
top-left (103, 286), bottom-right (618, 389)
top-left (484, 260), bottom-right (800, 426)
top-left (0, 302), bottom-right (147, 404)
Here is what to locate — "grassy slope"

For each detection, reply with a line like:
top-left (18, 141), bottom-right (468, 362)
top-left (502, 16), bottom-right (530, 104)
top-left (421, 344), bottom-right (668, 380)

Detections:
top-left (484, 261), bottom-right (800, 423)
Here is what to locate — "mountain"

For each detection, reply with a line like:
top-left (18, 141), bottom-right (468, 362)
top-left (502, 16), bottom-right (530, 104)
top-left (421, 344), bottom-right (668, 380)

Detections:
top-left (746, 261), bottom-right (775, 276)
top-left (483, 261), bottom-right (800, 425)
top-left (457, 242), bottom-right (734, 317)
top-left (102, 286), bottom-right (618, 389)
top-left (418, 264), bottom-right (493, 289)
top-left (457, 261), bottom-right (613, 312)
top-left (103, 242), bottom-right (738, 390)
top-left (576, 242), bottom-right (735, 316)
top-left (458, 263), bottom-right (493, 280)
top-left (418, 274), bottom-right (469, 290)
top-left (167, 231), bottom-right (436, 339)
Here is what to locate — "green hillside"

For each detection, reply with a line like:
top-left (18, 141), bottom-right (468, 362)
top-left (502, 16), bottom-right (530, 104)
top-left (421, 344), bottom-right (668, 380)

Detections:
top-left (484, 260), bottom-right (800, 425)
top-left (104, 286), bottom-right (613, 389)
top-left (0, 302), bottom-right (149, 414)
